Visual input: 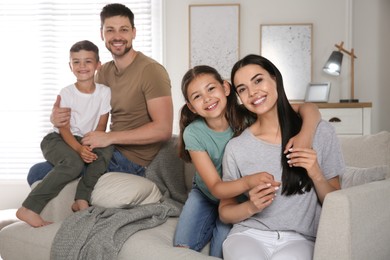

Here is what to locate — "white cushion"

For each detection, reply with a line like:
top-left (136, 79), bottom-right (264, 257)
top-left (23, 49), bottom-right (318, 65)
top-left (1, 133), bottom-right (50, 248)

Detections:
top-left (91, 172), bottom-right (162, 208)
top-left (341, 165), bottom-right (390, 189)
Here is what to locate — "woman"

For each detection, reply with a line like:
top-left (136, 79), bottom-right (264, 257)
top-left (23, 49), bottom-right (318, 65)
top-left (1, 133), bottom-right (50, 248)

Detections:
top-left (219, 54), bottom-right (345, 260)
top-left (174, 65), bottom-right (320, 257)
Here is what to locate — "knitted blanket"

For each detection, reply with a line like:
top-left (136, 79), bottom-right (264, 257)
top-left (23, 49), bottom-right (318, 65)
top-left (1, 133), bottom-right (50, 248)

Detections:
top-left (50, 137), bottom-right (188, 260)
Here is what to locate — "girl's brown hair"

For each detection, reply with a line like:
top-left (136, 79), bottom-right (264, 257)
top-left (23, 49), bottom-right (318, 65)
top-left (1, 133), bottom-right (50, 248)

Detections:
top-left (178, 65), bottom-right (254, 162)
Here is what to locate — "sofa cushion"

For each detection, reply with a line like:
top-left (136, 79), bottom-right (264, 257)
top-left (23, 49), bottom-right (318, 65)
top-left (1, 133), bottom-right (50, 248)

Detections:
top-left (91, 172), bottom-right (162, 208)
top-left (0, 218), bottom-right (215, 260)
top-left (118, 218), bottom-right (215, 260)
top-left (341, 165), bottom-right (390, 189)
top-left (338, 131), bottom-right (390, 168)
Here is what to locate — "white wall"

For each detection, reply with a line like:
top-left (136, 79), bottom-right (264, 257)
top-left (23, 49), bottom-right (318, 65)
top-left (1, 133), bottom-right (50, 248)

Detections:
top-left (354, 0), bottom-right (390, 133)
top-left (0, 180), bottom-right (30, 210)
top-left (2, 0), bottom-right (389, 209)
top-left (164, 0), bottom-right (390, 134)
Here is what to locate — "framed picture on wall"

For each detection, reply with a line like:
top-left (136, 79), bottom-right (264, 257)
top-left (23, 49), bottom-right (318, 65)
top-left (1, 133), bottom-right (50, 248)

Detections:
top-left (189, 4), bottom-right (240, 79)
top-left (260, 24), bottom-right (312, 101)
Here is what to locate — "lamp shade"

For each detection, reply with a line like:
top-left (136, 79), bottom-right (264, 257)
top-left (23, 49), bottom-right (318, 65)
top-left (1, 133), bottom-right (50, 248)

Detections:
top-left (323, 51), bottom-right (343, 76)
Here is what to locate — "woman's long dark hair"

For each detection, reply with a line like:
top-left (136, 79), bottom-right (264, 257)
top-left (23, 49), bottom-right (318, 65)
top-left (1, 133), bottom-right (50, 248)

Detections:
top-left (231, 54), bottom-right (313, 195)
top-left (178, 65), bottom-right (254, 162)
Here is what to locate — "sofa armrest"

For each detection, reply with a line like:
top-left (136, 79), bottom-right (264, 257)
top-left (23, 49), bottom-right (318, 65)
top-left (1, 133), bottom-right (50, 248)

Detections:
top-left (314, 179), bottom-right (390, 260)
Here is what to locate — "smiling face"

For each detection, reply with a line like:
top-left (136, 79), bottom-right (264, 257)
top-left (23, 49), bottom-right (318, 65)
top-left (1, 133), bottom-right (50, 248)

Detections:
top-left (234, 64), bottom-right (278, 116)
top-left (186, 73), bottom-right (230, 121)
top-left (69, 50), bottom-right (100, 83)
top-left (100, 15), bottom-right (136, 58)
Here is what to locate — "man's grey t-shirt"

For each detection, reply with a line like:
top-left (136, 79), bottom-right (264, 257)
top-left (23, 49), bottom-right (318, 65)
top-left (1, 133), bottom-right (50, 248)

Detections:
top-left (222, 120), bottom-right (345, 240)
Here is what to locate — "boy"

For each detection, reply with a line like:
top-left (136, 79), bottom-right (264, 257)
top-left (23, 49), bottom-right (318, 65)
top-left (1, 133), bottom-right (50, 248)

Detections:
top-left (16, 40), bottom-right (113, 227)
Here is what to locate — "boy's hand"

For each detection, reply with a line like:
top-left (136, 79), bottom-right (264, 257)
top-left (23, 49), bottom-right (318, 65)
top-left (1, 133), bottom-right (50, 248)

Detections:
top-left (78, 145), bottom-right (97, 163)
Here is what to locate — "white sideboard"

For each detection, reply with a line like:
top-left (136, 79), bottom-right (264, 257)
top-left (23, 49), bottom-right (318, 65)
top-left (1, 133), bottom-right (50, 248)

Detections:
top-left (315, 102), bottom-right (372, 136)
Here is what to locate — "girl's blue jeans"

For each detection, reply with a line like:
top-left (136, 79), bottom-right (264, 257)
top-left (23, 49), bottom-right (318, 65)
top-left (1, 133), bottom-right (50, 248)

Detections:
top-left (173, 184), bottom-right (232, 258)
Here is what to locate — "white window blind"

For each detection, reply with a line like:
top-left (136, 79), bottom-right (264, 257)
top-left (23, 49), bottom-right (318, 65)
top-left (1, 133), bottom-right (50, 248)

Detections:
top-left (0, 0), bottom-right (162, 179)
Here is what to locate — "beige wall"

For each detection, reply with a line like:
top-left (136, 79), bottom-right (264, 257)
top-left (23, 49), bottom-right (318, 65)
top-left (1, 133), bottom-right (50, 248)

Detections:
top-left (164, 0), bottom-right (390, 134)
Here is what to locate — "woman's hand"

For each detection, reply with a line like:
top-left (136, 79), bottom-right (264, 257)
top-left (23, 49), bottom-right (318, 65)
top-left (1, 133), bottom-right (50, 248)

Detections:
top-left (286, 147), bottom-right (341, 203)
top-left (286, 147), bottom-right (322, 180)
top-left (247, 183), bottom-right (279, 215)
top-left (219, 183), bottom-right (279, 224)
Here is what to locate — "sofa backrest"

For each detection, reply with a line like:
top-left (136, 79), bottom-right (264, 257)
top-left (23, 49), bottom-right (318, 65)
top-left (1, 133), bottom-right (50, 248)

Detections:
top-left (338, 131), bottom-right (390, 168)
top-left (181, 131), bottom-right (390, 193)
top-left (184, 162), bottom-right (196, 193)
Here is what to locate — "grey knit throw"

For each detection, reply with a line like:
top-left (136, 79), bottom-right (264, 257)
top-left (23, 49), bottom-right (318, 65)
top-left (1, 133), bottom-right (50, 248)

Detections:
top-left (50, 137), bottom-right (188, 260)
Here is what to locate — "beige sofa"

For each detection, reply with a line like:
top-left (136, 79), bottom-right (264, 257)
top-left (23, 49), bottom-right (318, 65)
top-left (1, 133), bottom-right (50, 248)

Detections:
top-left (1, 132), bottom-right (389, 260)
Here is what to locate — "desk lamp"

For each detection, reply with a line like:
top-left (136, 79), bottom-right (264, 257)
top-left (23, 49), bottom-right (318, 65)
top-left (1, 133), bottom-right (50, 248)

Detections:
top-left (323, 41), bottom-right (358, 103)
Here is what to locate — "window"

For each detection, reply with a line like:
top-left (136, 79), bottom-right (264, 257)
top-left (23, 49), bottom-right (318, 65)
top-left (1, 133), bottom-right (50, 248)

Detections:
top-left (0, 0), bottom-right (162, 179)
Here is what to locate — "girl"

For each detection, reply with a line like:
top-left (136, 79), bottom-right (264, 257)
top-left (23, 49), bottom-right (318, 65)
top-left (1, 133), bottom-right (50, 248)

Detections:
top-left (174, 65), bottom-right (322, 258)
top-left (219, 55), bottom-right (345, 260)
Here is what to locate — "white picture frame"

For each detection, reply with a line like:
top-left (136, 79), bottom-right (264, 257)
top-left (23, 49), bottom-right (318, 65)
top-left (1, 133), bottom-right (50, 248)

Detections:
top-left (304, 82), bottom-right (331, 102)
top-left (260, 24), bottom-right (312, 101)
top-left (189, 4), bottom-right (240, 79)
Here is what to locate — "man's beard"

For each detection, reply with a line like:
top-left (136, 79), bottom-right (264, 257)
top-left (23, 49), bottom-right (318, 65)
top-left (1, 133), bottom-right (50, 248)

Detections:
top-left (107, 41), bottom-right (132, 58)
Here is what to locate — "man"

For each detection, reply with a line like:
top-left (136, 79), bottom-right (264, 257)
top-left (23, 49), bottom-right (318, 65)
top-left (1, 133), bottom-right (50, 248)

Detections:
top-left (27, 3), bottom-right (173, 185)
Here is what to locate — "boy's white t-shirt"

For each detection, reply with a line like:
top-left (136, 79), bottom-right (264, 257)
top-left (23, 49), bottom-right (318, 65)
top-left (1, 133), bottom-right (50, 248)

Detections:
top-left (52, 83), bottom-right (111, 137)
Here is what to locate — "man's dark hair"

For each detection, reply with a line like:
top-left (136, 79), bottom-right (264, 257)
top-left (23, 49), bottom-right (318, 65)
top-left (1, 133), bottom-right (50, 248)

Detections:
top-left (100, 3), bottom-right (135, 29)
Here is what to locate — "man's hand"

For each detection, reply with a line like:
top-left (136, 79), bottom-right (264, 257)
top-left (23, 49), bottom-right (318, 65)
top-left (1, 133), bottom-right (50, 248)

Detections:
top-left (81, 131), bottom-right (111, 149)
top-left (51, 95), bottom-right (71, 128)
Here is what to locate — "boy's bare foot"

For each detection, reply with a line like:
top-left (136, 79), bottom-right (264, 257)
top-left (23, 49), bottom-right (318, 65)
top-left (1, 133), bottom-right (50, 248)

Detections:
top-left (16, 207), bottom-right (52, 227)
top-left (71, 199), bottom-right (89, 212)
